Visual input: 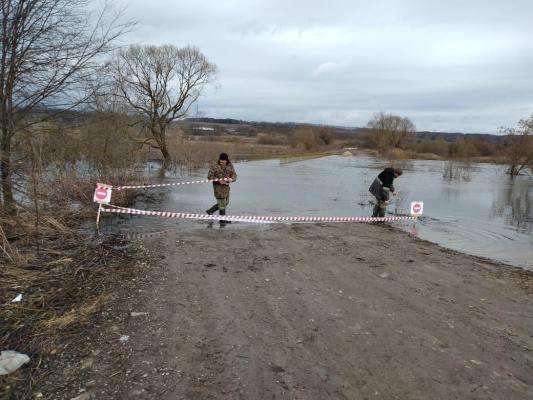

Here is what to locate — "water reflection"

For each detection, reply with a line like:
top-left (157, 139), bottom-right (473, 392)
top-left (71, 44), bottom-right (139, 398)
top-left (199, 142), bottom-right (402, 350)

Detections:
top-left (409, 222), bottom-right (420, 238)
top-left (491, 178), bottom-right (532, 233)
top-left (442, 184), bottom-right (462, 202)
top-left (392, 191), bottom-right (410, 215)
top-left (442, 161), bottom-right (475, 182)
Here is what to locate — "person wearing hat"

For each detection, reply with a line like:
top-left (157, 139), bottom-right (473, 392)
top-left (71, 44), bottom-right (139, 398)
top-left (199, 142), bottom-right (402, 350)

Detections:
top-left (206, 153), bottom-right (237, 220)
top-left (369, 167), bottom-right (403, 217)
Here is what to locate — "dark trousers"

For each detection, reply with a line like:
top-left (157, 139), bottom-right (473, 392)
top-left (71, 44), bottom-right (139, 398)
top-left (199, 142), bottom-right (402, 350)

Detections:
top-left (372, 199), bottom-right (387, 217)
top-left (369, 178), bottom-right (389, 218)
top-left (206, 196), bottom-right (230, 215)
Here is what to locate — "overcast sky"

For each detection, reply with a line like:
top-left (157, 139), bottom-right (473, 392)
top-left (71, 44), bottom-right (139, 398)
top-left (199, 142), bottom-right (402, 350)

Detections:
top-left (121, 0), bottom-right (533, 133)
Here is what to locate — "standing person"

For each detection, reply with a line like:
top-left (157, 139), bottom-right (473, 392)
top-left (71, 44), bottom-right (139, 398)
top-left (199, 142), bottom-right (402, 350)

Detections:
top-left (369, 167), bottom-right (402, 217)
top-left (206, 153), bottom-right (237, 221)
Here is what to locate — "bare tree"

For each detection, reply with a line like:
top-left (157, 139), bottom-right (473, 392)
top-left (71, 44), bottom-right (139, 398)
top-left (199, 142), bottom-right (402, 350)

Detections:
top-left (367, 112), bottom-right (416, 153)
top-left (109, 44), bottom-right (217, 173)
top-left (316, 126), bottom-right (335, 145)
top-left (0, 0), bottom-right (133, 212)
top-left (500, 115), bottom-right (533, 177)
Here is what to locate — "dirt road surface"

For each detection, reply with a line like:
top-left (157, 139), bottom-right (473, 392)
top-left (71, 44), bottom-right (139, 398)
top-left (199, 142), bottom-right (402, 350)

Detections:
top-left (46, 222), bottom-right (532, 400)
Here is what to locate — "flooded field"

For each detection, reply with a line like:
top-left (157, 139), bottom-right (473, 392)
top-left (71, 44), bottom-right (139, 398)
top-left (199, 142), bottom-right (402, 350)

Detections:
top-left (110, 155), bottom-right (532, 270)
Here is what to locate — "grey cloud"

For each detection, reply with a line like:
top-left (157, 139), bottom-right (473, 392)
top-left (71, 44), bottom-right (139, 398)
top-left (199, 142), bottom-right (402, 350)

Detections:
top-left (121, 0), bottom-right (533, 133)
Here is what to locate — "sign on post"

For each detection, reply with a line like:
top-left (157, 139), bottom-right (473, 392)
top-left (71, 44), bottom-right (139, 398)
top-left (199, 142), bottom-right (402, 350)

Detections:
top-left (410, 201), bottom-right (424, 217)
top-left (93, 183), bottom-right (112, 204)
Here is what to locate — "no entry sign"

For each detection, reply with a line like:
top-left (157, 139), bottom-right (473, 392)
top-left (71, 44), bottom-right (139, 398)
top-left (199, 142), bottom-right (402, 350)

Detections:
top-left (93, 183), bottom-right (112, 204)
top-left (410, 201), bottom-right (424, 216)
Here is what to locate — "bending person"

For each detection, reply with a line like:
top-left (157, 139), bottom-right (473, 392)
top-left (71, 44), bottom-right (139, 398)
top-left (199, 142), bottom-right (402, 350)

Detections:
top-left (206, 153), bottom-right (237, 220)
top-left (369, 167), bottom-right (402, 217)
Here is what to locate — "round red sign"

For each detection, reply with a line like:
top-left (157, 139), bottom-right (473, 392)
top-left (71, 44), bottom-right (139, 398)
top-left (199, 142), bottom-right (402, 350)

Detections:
top-left (95, 187), bottom-right (108, 200)
top-left (413, 203), bottom-right (422, 213)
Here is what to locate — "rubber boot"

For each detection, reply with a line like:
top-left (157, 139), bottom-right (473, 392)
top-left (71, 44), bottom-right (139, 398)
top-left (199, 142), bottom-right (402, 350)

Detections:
top-left (206, 204), bottom-right (219, 215)
top-left (372, 203), bottom-right (380, 218)
top-left (219, 209), bottom-right (231, 227)
top-left (373, 201), bottom-right (386, 221)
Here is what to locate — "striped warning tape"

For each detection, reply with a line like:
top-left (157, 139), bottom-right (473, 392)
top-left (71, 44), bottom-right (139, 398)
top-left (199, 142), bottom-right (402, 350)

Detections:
top-left (102, 205), bottom-right (271, 223)
top-left (115, 177), bottom-right (232, 191)
top-left (101, 204), bottom-right (416, 224)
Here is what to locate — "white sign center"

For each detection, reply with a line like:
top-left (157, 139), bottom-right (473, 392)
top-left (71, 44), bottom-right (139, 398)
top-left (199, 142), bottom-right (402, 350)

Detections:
top-left (410, 201), bottom-right (424, 216)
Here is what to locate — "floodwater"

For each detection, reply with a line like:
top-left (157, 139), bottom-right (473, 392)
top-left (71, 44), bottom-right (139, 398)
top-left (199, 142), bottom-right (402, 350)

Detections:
top-left (111, 155), bottom-right (532, 270)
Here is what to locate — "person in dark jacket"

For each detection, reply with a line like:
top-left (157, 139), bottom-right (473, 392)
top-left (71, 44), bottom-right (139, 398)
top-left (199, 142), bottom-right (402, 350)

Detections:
top-left (206, 153), bottom-right (237, 220)
top-left (369, 167), bottom-right (403, 217)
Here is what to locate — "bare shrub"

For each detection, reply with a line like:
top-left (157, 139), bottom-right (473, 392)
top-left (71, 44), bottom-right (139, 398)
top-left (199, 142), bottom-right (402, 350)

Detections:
top-left (290, 125), bottom-right (335, 150)
top-left (367, 113), bottom-right (415, 154)
top-left (316, 126), bottom-right (335, 145)
top-left (388, 148), bottom-right (409, 160)
top-left (409, 138), bottom-right (449, 157)
top-left (257, 133), bottom-right (287, 146)
top-left (448, 138), bottom-right (476, 160)
top-left (500, 116), bottom-right (533, 177)
top-left (292, 126), bottom-right (318, 150)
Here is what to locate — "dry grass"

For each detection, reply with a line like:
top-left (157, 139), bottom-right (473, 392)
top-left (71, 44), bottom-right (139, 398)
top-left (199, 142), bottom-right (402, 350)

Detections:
top-left (43, 167), bottom-right (149, 211)
top-left (279, 150), bottom-right (337, 164)
top-left (0, 224), bottom-right (21, 263)
top-left (0, 156), bottom-right (147, 398)
top-left (41, 295), bottom-right (108, 330)
top-left (150, 137), bottom-right (312, 171)
top-left (0, 216), bottom-right (140, 398)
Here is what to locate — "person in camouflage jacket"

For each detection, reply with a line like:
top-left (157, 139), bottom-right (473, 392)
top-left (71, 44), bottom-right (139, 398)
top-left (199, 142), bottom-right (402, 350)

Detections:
top-left (206, 153), bottom-right (237, 219)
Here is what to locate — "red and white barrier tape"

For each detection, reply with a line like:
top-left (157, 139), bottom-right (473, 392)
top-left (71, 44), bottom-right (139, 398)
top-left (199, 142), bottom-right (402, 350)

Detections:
top-left (115, 178), bottom-right (232, 191)
top-left (102, 205), bottom-right (271, 223)
top-left (101, 204), bottom-right (416, 224)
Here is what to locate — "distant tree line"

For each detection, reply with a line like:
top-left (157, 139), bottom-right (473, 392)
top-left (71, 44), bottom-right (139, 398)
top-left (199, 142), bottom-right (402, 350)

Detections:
top-left (356, 112), bottom-right (533, 177)
top-left (187, 117), bottom-right (245, 125)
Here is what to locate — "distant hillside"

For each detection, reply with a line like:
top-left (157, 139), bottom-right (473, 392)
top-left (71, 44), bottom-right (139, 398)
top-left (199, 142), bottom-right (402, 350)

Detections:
top-left (183, 117), bottom-right (502, 142)
top-left (415, 131), bottom-right (502, 143)
top-left (34, 112), bottom-right (503, 143)
top-left (186, 117), bottom-right (245, 125)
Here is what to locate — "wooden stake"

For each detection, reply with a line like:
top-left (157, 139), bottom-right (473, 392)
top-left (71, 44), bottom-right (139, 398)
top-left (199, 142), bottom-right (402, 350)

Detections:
top-left (95, 203), bottom-right (103, 236)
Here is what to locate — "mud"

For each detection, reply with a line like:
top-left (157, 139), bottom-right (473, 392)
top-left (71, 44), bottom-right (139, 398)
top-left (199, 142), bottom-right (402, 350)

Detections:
top-left (33, 223), bottom-right (533, 399)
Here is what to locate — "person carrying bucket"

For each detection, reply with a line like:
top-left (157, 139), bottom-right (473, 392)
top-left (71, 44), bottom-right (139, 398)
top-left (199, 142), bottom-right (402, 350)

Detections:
top-left (206, 153), bottom-right (237, 221)
top-left (369, 167), bottom-right (402, 217)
